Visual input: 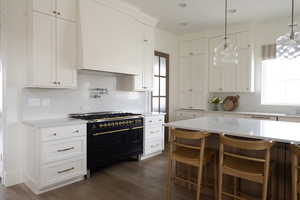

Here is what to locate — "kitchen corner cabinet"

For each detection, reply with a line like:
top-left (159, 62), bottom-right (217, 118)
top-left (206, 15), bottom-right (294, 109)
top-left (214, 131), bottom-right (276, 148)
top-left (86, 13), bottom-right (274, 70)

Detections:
top-left (26, 0), bottom-right (77, 88)
top-left (179, 39), bottom-right (208, 110)
top-left (209, 31), bottom-right (254, 93)
top-left (134, 24), bottom-right (155, 91)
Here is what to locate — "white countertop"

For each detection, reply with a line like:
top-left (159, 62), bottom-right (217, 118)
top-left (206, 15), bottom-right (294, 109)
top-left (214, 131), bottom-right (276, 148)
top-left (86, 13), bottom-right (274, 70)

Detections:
top-left (165, 116), bottom-right (300, 143)
top-left (23, 118), bottom-right (87, 128)
top-left (142, 112), bottom-right (166, 117)
top-left (178, 109), bottom-right (300, 118)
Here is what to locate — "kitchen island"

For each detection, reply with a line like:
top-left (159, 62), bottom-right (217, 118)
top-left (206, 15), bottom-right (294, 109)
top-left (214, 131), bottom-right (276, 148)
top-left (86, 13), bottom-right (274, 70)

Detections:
top-left (165, 116), bottom-right (299, 200)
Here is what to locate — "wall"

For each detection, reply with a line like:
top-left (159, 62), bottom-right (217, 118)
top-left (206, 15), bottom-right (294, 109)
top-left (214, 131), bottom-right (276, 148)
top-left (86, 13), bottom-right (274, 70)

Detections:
top-left (154, 28), bottom-right (179, 121)
top-left (22, 71), bottom-right (147, 121)
top-left (179, 17), bottom-right (300, 115)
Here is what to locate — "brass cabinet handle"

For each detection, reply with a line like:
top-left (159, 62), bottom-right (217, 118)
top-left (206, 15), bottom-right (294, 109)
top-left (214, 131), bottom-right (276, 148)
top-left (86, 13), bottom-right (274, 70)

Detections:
top-left (57, 147), bottom-right (74, 152)
top-left (53, 11), bottom-right (57, 14)
top-left (93, 128), bottom-right (130, 136)
top-left (57, 167), bottom-right (74, 174)
top-left (73, 130), bottom-right (79, 133)
top-left (57, 12), bottom-right (61, 15)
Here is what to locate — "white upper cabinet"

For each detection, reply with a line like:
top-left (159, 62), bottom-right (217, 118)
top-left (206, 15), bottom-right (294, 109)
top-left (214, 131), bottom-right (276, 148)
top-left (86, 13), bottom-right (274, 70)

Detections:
top-left (237, 49), bottom-right (254, 92)
top-left (26, 0), bottom-right (77, 88)
top-left (209, 32), bottom-right (254, 93)
top-left (179, 39), bottom-right (208, 110)
top-left (56, 19), bottom-right (77, 88)
top-left (136, 24), bottom-right (155, 91)
top-left (32, 12), bottom-right (56, 87)
top-left (180, 39), bottom-right (208, 57)
top-left (33, 0), bottom-right (55, 16)
top-left (56, 0), bottom-right (77, 21)
top-left (79, 0), bottom-right (145, 75)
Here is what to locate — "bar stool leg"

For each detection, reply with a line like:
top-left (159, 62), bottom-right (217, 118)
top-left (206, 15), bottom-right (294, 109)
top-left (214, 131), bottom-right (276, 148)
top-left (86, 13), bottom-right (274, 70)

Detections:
top-left (214, 155), bottom-right (218, 200)
top-left (218, 144), bottom-right (224, 200)
top-left (292, 152), bottom-right (298, 200)
top-left (234, 177), bottom-right (237, 200)
top-left (262, 149), bottom-right (271, 200)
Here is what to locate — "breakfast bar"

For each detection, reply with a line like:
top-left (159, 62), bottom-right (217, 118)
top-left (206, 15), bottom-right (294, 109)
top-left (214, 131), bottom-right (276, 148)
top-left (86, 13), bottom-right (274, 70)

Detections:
top-left (165, 116), bottom-right (300, 200)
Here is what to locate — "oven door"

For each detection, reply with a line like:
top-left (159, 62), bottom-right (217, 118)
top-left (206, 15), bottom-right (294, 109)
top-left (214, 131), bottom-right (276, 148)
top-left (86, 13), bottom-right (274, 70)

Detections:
top-left (88, 127), bottom-right (143, 169)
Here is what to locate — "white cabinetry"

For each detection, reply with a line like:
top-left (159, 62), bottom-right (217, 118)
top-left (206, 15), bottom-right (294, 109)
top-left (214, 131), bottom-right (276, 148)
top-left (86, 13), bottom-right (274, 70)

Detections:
top-left (24, 124), bottom-right (87, 194)
top-left (134, 24), bottom-right (155, 91)
top-left (27, 0), bottom-right (77, 88)
top-left (141, 115), bottom-right (165, 160)
top-left (209, 31), bottom-right (254, 92)
top-left (175, 110), bottom-right (203, 120)
top-left (179, 39), bottom-right (208, 110)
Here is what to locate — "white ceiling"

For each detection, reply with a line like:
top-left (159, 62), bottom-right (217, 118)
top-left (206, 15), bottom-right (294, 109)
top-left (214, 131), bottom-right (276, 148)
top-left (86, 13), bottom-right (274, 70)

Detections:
top-left (123, 0), bottom-right (300, 35)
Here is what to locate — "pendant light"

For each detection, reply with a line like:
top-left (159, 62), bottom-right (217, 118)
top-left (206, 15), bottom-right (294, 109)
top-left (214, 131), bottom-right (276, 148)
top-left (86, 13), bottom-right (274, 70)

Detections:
top-left (213, 0), bottom-right (238, 66)
top-left (276, 0), bottom-right (300, 59)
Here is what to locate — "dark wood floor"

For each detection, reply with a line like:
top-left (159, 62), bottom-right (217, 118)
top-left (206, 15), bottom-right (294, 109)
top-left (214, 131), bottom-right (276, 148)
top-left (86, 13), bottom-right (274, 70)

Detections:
top-left (0, 153), bottom-right (198, 200)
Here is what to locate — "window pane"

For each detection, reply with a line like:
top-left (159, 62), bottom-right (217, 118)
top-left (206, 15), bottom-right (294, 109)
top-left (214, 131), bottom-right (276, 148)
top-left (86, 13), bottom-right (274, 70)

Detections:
top-left (160, 77), bottom-right (166, 96)
top-left (262, 58), bottom-right (300, 105)
top-left (152, 97), bottom-right (159, 112)
top-left (160, 97), bottom-right (166, 112)
top-left (160, 57), bottom-right (166, 76)
top-left (154, 56), bottom-right (159, 76)
top-left (153, 77), bottom-right (159, 96)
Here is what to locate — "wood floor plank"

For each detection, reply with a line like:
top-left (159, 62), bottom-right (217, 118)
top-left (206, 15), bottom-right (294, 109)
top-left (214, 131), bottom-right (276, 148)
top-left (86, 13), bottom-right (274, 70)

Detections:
top-left (0, 153), bottom-right (204, 200)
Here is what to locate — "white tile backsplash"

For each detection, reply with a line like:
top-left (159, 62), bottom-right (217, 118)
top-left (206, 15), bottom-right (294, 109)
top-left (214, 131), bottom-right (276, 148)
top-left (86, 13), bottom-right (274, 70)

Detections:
top-left (22, 71), bottom-right (147, 121)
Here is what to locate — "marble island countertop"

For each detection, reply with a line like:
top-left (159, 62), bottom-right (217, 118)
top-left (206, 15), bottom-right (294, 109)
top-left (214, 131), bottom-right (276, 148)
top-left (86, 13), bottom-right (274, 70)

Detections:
top-left (165, 116), bottom-right (300, 143)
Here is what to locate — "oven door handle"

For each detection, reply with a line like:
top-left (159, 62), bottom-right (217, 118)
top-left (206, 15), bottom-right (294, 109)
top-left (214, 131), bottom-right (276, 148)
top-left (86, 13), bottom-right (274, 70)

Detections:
top-left (92, 128), bottom-right (130, 136)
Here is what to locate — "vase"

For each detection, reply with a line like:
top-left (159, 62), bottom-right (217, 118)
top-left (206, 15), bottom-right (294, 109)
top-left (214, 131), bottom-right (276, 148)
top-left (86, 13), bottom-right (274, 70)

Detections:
top-left (213, 104), bottom-right (219, 111)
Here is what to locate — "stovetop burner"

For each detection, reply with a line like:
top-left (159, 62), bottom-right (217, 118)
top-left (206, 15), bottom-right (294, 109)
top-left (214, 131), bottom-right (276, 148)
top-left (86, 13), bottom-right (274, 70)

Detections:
top-left (69, 112), bottom-right (142, 122)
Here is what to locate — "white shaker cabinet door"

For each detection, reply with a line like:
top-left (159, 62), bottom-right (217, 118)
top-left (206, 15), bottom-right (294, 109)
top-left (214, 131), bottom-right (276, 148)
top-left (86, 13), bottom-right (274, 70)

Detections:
top-left (191, 54), bottom-right (208, 109)
top-left (56, 19), bottom-right (77, 88)
top-left (33, 12), bottom-right (56, 87)
top-left (222, 62), bottom-right (237, 92)
top-left (179, 57), bottom-right (192, 109)
top-left (237, 49), bottom-right (252, 92)
top-left (33, 0), bottom-right (55, 16)
top-left (209, 64), bottom-right (222, 92)
top-left (56, 0), bottom-right (77, 21)
top-left (142, 25), bottom-right (154, 90)
top-left (191, 39), bottom-right (208, 55)
top-left (180, 41), bottom-right (191, 57)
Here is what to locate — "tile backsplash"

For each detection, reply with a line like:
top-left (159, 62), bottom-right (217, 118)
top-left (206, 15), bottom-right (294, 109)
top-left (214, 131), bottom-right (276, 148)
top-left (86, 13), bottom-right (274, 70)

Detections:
top-left (22, 71), bottom-right (148, 121)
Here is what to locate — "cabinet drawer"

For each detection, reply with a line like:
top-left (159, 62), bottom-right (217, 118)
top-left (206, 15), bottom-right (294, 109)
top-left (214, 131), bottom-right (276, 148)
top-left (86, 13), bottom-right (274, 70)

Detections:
top-left (41, 157), bottom-right (86, 188)
top-left (144, 116), bottom-right (164, 125)
top-left (145, 125), bottom-right (163, 140)
top-left (41, 124), bottom-right (86, 141)
top-left (41, 137), bottom-right (86, 164)
top-left (144, 139), bottom-right (163, 155)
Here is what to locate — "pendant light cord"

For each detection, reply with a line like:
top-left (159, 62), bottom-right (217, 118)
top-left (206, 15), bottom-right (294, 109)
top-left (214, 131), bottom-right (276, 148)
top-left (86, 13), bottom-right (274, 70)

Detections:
top-left (290, 0), bottom-right (295, 39)
top-left (224, 0), bottom-right (228, 47)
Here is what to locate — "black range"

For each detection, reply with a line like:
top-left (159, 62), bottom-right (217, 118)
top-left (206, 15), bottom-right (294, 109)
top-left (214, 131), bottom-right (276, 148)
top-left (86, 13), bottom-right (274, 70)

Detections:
top-left (70, 112), bottom-right (144, 176)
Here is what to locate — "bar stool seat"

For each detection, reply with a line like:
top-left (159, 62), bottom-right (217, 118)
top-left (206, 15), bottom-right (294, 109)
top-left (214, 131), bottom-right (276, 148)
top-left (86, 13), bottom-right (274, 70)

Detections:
top-left (172, 147), bottom-right (215, 167)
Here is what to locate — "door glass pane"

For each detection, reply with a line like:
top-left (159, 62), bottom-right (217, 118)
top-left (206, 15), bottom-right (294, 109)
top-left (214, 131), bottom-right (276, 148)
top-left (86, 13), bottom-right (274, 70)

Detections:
top-left (160, 77), bottom-right (166, 96)
top-left (153, 77), bottom-right (159, 96)
top-left (154, 56), bottom-right (160, 76)
top-left (152, 97), bottom-right (159, 112)
top-left (160, 97), bottom-right (166, 112)
top-left (160, 57), bottom-right (166, 76)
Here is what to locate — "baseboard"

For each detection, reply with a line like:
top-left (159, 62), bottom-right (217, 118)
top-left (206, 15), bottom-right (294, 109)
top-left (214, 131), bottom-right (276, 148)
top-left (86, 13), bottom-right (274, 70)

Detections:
top-left (140, 151), bottom-right (162, 160)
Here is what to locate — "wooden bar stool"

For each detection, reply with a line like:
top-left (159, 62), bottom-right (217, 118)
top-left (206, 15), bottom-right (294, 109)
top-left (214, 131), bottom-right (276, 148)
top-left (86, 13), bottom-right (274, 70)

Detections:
top-left (291, 144), bottom-right (300, 200)
top-left (166, 128), bottom-right (217, 200)
top-left (218, 134), bottom-right (274, 200)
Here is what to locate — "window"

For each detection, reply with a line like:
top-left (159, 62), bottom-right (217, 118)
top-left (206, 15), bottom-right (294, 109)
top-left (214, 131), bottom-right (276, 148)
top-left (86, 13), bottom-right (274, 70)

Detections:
top-left (261, 59), bottom-right (300, 105)
top-left (152, 52), bottom-right (169, 116)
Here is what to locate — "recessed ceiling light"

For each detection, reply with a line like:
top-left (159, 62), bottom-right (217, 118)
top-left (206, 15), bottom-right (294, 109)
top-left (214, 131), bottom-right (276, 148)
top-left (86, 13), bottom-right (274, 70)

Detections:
top-left (178, 3), bottom-right (187, 8)
top-left (179, 22), bottom-right (189, 27)
top-left (227, 9), bottom-right (237, 14)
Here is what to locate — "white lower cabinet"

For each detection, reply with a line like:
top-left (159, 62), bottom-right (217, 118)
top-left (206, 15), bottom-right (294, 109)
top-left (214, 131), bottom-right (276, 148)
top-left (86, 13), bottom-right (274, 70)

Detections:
top-left (24, 124), bottom-right (87, 194)
top-left (141, 115), bottom-right (165, 160)
top-left (175, 111), bottom-right (203, 120)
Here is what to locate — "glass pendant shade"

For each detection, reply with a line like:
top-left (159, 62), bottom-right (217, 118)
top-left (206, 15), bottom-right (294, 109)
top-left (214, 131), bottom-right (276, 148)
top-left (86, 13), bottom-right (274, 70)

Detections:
top-left (213, 38), bottom-right (238, 66)
top-left (276, 31), bottom-right (300, 59)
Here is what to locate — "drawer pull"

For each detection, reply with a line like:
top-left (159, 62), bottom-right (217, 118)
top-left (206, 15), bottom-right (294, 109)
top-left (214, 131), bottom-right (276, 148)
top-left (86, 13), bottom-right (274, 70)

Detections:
top-left (93, 128), bottom-right (130, 136)
top-left (148, 120), bottom-right (153, 123)
top-left (52, 133), bottom-right (57, 136)
top-left (57, 147), bottom-right (75, 152)
top-left (73, 130), bottom-right (80, 133)
top-left (57, 167), bottom-right (74, 174)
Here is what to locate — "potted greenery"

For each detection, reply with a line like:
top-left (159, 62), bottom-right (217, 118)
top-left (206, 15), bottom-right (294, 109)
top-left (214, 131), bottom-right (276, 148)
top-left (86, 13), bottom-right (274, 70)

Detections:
top-left (209, 97), bottom-right (223, 111)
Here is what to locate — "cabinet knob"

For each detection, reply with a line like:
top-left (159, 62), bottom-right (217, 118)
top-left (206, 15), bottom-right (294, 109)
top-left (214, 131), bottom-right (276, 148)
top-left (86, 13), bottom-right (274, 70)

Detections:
top-left (53, 11), bottom-right (57, 14)
top-left (53, 81), bottom-right (57, 85)
top-left (219, 88), bottom-right (223, 91)
top-left (189, 52), bottom-right (194, 55)
top-left (144, 39), bottom-right (148, 42)
top-left (57, 12), bottom-right (61, 15)
top-left (52, 133), bottom-right (57, 136)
